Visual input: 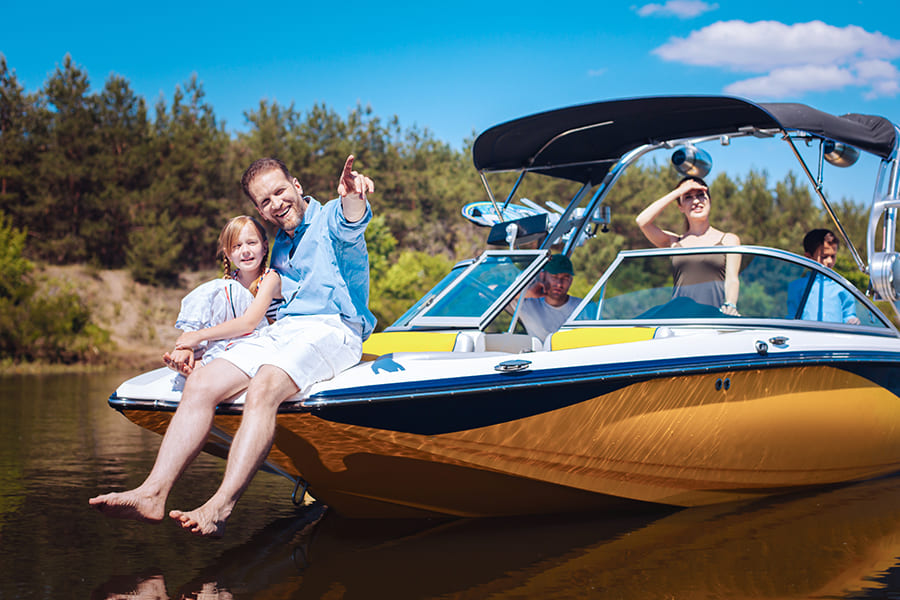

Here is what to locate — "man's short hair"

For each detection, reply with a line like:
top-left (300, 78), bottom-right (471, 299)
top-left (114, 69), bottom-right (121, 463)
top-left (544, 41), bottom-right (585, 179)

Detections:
top-left (803, 229), bottom-right (838, 255)
top-left (241, 158), bottom-right (292, 200)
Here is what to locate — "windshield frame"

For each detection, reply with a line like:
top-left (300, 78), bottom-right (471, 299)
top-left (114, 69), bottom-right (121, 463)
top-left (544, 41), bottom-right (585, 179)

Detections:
top-left (566, 245), bottom-right (898, 335)
top-left (385, 249), bottom-right (550, 331)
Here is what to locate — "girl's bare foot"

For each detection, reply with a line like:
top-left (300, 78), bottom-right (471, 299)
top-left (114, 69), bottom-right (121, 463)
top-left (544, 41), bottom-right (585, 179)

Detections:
top-left (89, 490), bottom-right (165, 523)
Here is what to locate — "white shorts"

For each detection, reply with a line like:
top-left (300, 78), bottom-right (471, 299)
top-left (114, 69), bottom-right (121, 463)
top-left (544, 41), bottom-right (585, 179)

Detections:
top-left (218, 314), bottom-right (362, 396)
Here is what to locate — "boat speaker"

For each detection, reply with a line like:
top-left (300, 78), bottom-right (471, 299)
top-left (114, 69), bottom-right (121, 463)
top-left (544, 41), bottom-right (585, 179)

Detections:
top-left (870, 251), bottom-right (900, 302)
top-left (823, 140), bottom-right (859, 168)
top-left (672, 145), bottom-right (712, 178)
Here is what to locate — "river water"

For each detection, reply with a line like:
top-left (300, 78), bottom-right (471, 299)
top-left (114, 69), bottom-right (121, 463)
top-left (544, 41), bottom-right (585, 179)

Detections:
top-left (3, 371), bottom-right (900, 599)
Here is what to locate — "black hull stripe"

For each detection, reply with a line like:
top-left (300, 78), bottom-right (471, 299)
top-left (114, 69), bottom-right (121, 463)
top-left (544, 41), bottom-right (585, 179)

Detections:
top-left (110, 351), bottom-right (900, 436)
top-left (303, 351), bottom-right (900, 435)
top-left (307, 349), bottom-right (900, 403)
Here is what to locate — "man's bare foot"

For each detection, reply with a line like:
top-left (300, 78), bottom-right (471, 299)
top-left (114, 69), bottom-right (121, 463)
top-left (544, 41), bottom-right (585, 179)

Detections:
top-left (169, 505), bottom-right (228, 538)
top-left (89, 490), bottom-right (165, 524)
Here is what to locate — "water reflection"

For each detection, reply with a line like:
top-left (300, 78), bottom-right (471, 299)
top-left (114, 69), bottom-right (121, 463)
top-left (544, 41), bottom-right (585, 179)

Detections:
top-left (90, 571), bottom-right (168, 600)
top-left (94, 476), bottom-right (900, 599)
top-left (5, 372), bottom-right (900, 599)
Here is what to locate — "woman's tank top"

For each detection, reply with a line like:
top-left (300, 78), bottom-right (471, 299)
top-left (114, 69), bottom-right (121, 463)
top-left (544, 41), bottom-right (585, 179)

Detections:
top-left (670, 233), bottom-right (727, 307)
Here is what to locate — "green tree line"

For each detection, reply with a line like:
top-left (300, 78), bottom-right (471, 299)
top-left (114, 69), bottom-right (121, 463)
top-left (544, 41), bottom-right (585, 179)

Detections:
top-left (0, 54), bottom-right (879, 364)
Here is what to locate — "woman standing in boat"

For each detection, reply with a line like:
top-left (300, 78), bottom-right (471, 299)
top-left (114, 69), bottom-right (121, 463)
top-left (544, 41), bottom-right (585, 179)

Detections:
top-left (636, 176), bottom-right (741, 315)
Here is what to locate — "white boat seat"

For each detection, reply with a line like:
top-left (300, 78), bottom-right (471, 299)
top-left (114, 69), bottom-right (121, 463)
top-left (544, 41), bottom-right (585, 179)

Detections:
top-left (482, 332), bottom-right (542, 353)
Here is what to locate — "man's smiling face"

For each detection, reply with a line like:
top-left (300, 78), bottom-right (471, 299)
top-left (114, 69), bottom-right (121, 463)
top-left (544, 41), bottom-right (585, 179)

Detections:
top-left (247, 168), bottom-right (306, 235)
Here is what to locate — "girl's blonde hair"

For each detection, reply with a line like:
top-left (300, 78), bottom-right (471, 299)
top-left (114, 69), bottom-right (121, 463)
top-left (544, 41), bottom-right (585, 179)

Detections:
top-left (218, 216), bottom-right (269, 286)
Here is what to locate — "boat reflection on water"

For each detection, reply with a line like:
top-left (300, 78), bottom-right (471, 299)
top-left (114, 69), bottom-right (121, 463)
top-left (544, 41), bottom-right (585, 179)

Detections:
top-left (95, 475), bottom-right (900, 599)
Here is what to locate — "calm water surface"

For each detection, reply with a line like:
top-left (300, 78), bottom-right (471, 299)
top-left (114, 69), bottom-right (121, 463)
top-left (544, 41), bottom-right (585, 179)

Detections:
top-left (3, 371), bottom-right (900, 599)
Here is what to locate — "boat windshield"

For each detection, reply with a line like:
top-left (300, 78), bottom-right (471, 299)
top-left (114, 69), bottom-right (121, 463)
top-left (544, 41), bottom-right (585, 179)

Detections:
top-left (390, 262), bottom-right (472, 328)
top-left (571, 248), bottom-right (889, 330)
top-left (389, 250), bottom-right (547, 330)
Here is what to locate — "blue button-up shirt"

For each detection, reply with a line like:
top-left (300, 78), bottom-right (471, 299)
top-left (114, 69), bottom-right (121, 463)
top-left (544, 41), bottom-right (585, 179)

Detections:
top-left (270, 197), bottom-right (376, 339)
top-left (787, 272), bottom-right (857, 324)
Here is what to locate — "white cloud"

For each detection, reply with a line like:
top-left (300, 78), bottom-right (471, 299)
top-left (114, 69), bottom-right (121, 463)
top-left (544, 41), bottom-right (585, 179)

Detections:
top-left (855, 59), bottom-right (899, 80)
top-left (654, 20), bottom-right (900, 98)
top-left (724, 65), bottom-right (856, 98)
top-left (655, 20), bottom-right (900, 70)
top-left (587, 68), bottom-right (607, 77)
top-left (855, 60), bottom-right (900, 98)
top-left (636, 0), bottom-right (717, 18)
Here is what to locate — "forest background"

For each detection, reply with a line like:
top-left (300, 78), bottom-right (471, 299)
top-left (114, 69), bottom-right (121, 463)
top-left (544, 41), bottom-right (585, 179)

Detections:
top-left (0, 55), bottom-right (881, 369)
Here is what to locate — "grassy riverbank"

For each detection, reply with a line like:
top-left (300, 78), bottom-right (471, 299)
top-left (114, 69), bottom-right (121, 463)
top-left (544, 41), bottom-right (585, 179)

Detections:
top-left (2, 265), bottom-right (216, 376)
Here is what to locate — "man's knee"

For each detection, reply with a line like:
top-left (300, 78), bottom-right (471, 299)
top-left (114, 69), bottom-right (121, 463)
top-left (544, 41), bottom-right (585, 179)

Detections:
top-left (182, 360), bottom-right (248, 407)
top-left (244, 366), bottom-right (299, 412)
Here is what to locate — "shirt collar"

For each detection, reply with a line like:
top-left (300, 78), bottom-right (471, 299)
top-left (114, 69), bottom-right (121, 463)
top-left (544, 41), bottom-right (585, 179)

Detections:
top-left (283, 197), bottom-right (319, 251)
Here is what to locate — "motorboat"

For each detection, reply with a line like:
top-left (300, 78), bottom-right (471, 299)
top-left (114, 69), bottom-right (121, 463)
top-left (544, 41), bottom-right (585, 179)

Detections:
top-left (109, 96), bottom-right (900, 518)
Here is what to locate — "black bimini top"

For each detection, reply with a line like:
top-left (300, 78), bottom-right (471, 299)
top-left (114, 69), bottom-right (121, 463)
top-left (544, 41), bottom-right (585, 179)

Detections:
top-left (472, 96), bottom-right (898, 185)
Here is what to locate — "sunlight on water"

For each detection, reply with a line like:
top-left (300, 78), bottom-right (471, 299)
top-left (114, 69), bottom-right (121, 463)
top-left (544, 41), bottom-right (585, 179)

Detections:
top-left (2, 372), bottom-right (900, 599)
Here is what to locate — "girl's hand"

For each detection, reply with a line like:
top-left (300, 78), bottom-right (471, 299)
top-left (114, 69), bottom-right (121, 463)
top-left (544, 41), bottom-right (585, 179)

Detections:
top-left (175, 330), bottom-right (204, 350)
top-left (164, 348), bottom-right (195, 375)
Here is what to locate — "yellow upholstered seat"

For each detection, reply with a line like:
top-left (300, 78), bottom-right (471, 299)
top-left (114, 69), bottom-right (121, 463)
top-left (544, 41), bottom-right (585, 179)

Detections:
top-left (548, 327), bottom-right (656, 351)
top-left (361, 331), bottom-right (461, 359)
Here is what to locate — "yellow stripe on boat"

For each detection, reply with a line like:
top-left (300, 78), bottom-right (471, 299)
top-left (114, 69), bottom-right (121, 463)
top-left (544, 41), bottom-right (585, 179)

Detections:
top-left (362, 331), bottom-right (460, 356)
top-left (550, 327), bottom-right (656, 351)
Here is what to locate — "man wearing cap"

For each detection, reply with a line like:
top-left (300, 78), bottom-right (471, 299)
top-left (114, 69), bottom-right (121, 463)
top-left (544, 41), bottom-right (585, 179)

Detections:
top-left (518, 254), bottom-right (582, 341)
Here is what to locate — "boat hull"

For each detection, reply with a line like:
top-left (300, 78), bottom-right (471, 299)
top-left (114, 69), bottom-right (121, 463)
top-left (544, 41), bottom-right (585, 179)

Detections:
top-left (119, 361), bottom-right (900, 518)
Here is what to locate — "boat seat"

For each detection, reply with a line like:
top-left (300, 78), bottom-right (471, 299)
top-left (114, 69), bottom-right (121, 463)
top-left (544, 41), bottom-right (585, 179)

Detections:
top-left (361, 330), bottom-right (483, 360)
top-left (547, 327), bottom-right (657, 351)
top-left (482, 332), bottom-right (542, 353)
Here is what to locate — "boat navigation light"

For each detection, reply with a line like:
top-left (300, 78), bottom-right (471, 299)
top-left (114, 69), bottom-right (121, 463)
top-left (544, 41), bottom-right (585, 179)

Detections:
top-left (671, 145), bottom-right (712, 178)
top-left (823, 140), bottom-right (860, 168)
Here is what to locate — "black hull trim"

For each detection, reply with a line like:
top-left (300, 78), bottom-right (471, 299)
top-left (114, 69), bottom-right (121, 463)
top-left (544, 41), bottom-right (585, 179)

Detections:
top-left (110, 350), bottom-right (900, 436)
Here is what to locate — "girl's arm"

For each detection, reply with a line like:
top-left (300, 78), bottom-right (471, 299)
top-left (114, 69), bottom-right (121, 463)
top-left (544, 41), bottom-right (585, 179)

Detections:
top-left (635, 188), bottom-right (682, 248)
top-left (175, 272), bottom-right (282, 350)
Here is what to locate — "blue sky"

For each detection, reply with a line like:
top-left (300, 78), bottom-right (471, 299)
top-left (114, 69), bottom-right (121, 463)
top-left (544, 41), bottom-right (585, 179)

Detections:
top-left (3, 0), bottom-right (900, 205)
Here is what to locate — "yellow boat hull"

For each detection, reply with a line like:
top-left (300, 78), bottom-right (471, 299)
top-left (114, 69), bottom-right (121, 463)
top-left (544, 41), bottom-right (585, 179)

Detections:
top-left (121, 364), bottom-right (900, 518)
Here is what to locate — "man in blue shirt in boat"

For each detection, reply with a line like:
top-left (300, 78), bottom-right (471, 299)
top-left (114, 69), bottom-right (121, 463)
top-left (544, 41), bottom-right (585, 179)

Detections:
top-left (787, 229), bottom-right (860, 325)
top-left (90, 155), bottom-right (376, 538)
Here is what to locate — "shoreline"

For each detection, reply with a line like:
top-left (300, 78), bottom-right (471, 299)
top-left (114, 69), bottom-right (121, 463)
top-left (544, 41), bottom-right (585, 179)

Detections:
top-left (9, 264), bottom-right (219, 377)
top-left (0, 352), bottom-right (163, 376)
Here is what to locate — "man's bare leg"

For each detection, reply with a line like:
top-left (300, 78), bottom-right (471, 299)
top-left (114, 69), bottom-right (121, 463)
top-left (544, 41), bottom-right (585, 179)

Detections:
top-left (170, 365), bottom-right (299, 537)
top-left (89, 360), bottom-right (250, 523)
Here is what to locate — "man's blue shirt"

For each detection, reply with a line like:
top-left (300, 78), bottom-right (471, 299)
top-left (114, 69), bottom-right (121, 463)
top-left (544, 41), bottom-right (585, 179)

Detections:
top-left (270, 197), bottom-right (376, 339)
top-left (787, 272), bottom-right (857, 324)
